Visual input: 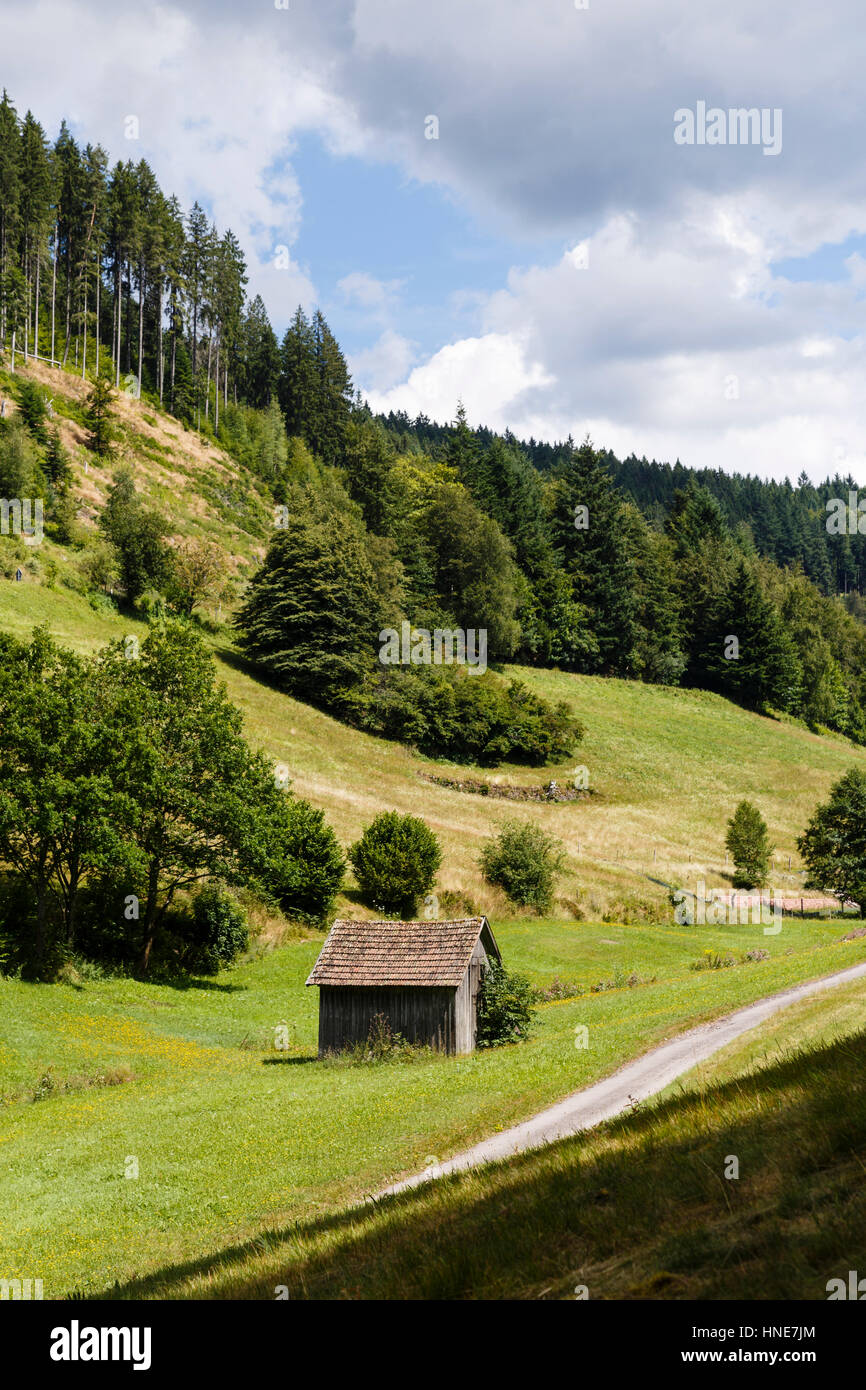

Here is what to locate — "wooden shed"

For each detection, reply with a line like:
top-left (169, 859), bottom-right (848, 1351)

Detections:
top-left (306, 916), bottom-right (501, 1056)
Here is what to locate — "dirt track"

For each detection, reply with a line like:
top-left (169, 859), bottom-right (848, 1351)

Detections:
top-left (380, 959), bottom-right (866, 1197)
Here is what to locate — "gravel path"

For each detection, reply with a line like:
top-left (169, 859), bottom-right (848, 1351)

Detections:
top-left (379, 960), bottom-right (866, 1197)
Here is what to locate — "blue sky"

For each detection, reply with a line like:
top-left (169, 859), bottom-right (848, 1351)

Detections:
top-left (285, 132), bottom-right (560, 362)
top-left (773, 234), bottom-right (866, 286)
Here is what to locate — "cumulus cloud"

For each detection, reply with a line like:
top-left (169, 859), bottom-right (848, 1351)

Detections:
top-left (349, 329), bottom-right (418, 392)
top-left (366, 332), bottom-right (553, 426)
top-left (370, 212), bottom-right (866, 480)
top-left (4, 1), bottom-right (866, 476)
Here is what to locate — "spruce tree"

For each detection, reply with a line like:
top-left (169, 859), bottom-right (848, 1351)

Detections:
top-left (44, 427), bottom-right (71, 490)
top-left (241, 294), bottom-right (280, 407)
top-left (726, 800), bottom-right (772, 888)
top-left (702, 561), bottom-right (803, 712)
top-left (84, 374), bottom-right (114, 457)
top-left (278, 305), bottom-right (316, 439)
top-left (0, 91), bottom-right (21, 344)
top-left (550, 438), bottom-right (638, 675)
top-left (310, 308), bottom-right (352, 465)
top-left (236, 485), bottom-right (381, 698)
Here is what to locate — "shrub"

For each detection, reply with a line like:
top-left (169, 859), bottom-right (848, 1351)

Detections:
top-left (182, 885), bottom-right (249, 974)
top-left (266, 797), bottom-right (345, 926)
top-left (479, 819), bottom-right (564, 913)
top-left (345, 667), bottom-right (582, 765)
top-left (79, 538), bottom-right (120, 593)
top-left (476, 960), bottom-right (536, 1046)
top-left (436, 887), bottom-right (480, 918)
top-left (690, 949), bottom-right (737, 972)
top-left (349, 811), bottom-right (442, 917)
top-left (133, 588), bottom-right (168, 621)
top-left (532, 975), bottom-right (586, 1002)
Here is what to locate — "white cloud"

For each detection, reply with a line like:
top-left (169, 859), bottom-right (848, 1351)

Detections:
top-left (349, 330), bottom-right (418, 392)
top-left (6, 1), bottom-right (866, 477)
top-left (366, 212), bottom-right (866, 481)
top-left (366, 332), bottom-right (553, 427)
top-left (338, 272), bottom-right (406, 316)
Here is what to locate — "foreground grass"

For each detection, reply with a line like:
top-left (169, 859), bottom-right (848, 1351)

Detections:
top-left (168, 976), bottom-right (866, 1301)
top-left (2, 917), bottom-right (865, 1297)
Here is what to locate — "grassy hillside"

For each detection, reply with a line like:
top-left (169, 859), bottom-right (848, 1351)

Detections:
top-left (3, 358), bottom-right (865, 918)
top-left (165, 975), bottom-right (866, 1302)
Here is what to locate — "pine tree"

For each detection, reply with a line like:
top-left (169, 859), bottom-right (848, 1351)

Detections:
top-left (235, 485), bottom-right (381, 698)
top-left (183, 201), bottom-right (211, 403)
top-left (701, 561), bottom-right (803, 712)
top-left (18, 111), bottom-right (52, 358)
top-left (309, 308), bottom-right (352, 465)
top-left (44, 427), bottom-right (71, 491)
top-left (278, 305), bottom-right (316, 439)
top-left (550, 438), bottom-right (638, 675)
top-left (0, 91), bottom-right (21, 345)
top-left (726, 800), bottom-right (772, 888)
top-left (84, 374), bottom-right (114, 457)
top-left (240, 295), bottom-right (280, 407)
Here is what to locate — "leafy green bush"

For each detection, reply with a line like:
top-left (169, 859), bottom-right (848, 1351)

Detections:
top-left (479, 819), bottom-right (564, 912)
top-left (264, 797), bottom-right (345, 926)
top-left (349, 811), bottom-right (442, 917)
top-left (183, 885), bottom-right (249, 974)
top-left (344, 667), bottom-right (582, 765)
top-left (476, 960), bottom-right (536, 1046)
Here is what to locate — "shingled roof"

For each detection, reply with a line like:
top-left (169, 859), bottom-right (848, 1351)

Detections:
top-left (306, 917), bottom-right (500, 988)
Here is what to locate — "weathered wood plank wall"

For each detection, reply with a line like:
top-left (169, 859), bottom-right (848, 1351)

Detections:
top-left (318, 986), bottom-right (458, 1055)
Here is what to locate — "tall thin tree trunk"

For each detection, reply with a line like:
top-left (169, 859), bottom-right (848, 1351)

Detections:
top-left (115, 261), bottom-right (122, 388)
top-left (125, 260), bottom-right (132, 374)
top-left (158, 282), bottom-right (164, 403)
top-left (81, 269), bottom-right (87, 378)
top-left (34, 247), bottom-right (40, 359)
top-left (137, 262), bottom-right (145, 398)
top-left (23, 247), bottom-right (29, 361)
top-left (95, 255), bottom-right (100, 377)
top-left (35, 876), bottom-right (48, 966)
top-left (61, 257), bottom-right (72, 366)
top-left (205, 332), bottom-right (213, 421)
top-left (170, 312), bottom-right (176, 413)
top-left (139, 856), bottom-right (162, 974)
top-left (50, 222), bottom-right (57, 365)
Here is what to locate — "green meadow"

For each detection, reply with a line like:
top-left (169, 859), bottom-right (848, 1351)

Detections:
top-left (2, 914), bottom-right (864, 1297)
top-left (162, 972), bottom-right (866, 1303)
